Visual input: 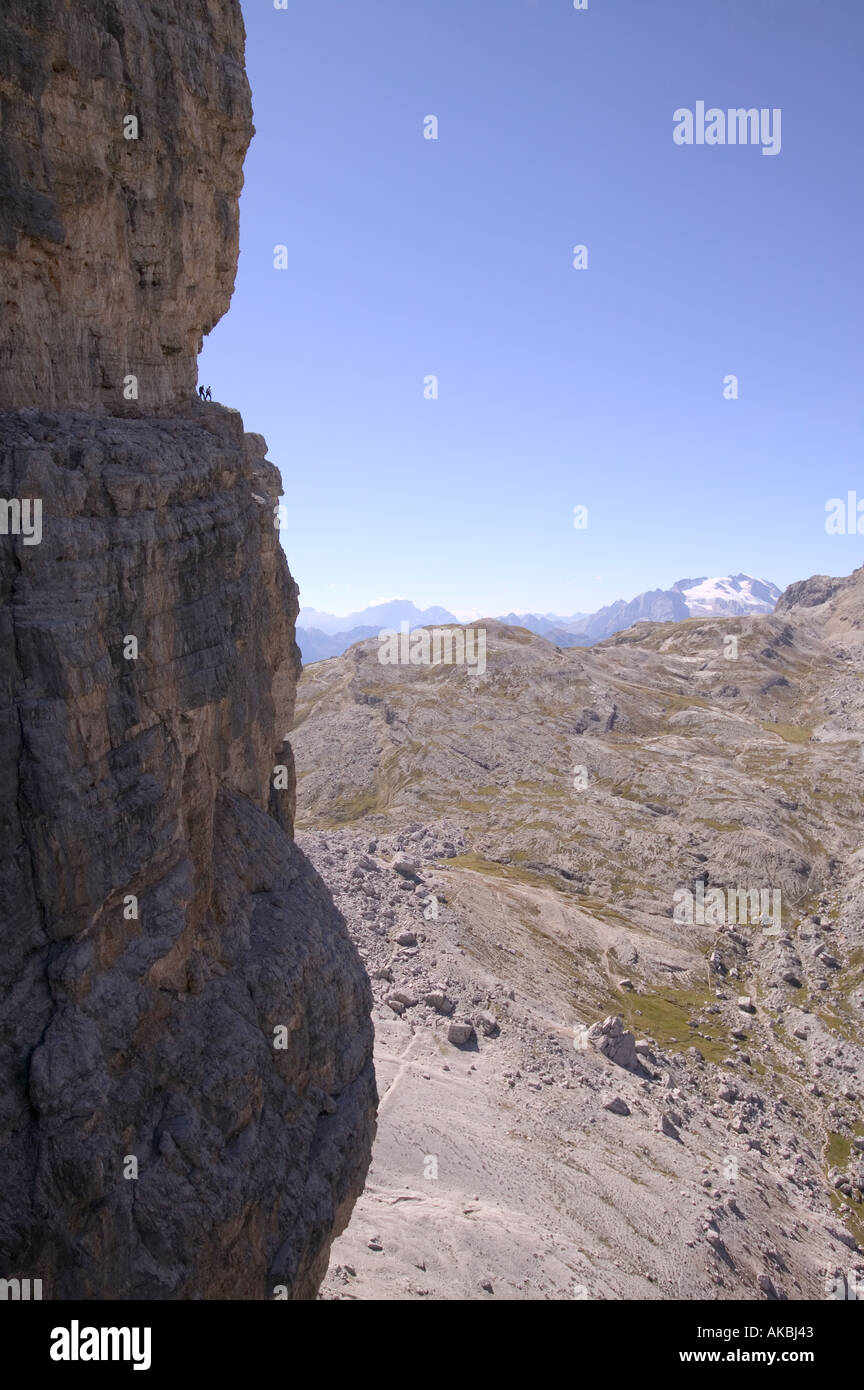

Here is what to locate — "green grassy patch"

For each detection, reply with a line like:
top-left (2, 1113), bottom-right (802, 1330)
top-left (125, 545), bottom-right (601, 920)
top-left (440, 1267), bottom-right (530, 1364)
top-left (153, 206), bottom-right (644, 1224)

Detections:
top-left (576, 895), bottom-right (638, 931)
top-left (613, 986), bottom-right (733, 1064)
top-left (814, 1005), bottom-right (858, 1042)
top-left (443, 853), bottom-right (569, 895)
top-left (828, 1191), bottom-right (864, 1250)
top-left (760, 722), bottom-right (813, 744)
top-left (323, 788), bottom-right (386, 823)
top-left (826, 1132), bottom-right (853, 1169)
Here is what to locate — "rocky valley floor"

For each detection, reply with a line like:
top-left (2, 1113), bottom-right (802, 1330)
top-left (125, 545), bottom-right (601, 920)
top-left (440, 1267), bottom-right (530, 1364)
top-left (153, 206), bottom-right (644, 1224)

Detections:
top-left (286, 569), bottom-right (864, 1301)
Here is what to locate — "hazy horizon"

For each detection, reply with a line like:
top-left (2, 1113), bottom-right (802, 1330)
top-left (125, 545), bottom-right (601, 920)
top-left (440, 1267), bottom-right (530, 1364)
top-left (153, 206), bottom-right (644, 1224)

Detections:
top-left (297, 570), bottom-right (781, 625)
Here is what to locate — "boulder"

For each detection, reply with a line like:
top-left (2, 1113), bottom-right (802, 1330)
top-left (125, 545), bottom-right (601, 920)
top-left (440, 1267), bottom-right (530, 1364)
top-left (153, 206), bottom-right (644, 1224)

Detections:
top-left (447, 1022), bottom-right (475, 1046)
top-left (423, 991), bottom-right (455, 1015)
top-left (587, 1015), bottom-right (642, 1072)
top-left (659, 1113), bottom-right (681, 1141)
top-left (393, 860), bottom-right (421, 880)
top-left (389, 991), bottom-right (418, 1008)
top-left (602, 1094), bottom-right (631, 1116)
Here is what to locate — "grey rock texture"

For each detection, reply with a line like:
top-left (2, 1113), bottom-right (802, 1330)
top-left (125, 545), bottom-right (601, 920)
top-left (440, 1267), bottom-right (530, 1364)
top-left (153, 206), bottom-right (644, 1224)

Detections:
top-left (0, 405), bottom-right (376, 1299)
top-left (0, 0), bottom-right (375, 1301)
top-left (287, 571), bottom-right (864, 1299)
top-left (587, 1015), bottom-right (644, 1073)
top-left (0, 0), bottom-right (252, 413)
top-left (775, 574), bottom-right (852, 613)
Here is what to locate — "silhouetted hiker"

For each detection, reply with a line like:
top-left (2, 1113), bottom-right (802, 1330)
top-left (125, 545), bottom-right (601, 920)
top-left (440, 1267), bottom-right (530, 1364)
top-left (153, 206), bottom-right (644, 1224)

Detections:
top-left (198, 385), bottom-right (206, 400)
top-left (205, 386), bottom-right (212, 401)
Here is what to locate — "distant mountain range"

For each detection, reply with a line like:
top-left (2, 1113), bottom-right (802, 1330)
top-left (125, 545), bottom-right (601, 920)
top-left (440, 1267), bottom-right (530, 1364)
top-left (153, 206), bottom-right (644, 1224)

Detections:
top-left (297, 602), bottom-right (463, 662)
top-left (296, 575), bottom-right (781, 663)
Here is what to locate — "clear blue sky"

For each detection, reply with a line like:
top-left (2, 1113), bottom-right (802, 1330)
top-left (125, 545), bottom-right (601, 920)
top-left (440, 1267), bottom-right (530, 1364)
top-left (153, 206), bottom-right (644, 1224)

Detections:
top-left (199, 0), bottom-right (864, 618)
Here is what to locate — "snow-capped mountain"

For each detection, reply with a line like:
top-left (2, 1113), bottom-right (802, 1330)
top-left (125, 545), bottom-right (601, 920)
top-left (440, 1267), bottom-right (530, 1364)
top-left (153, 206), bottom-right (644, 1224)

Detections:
top-left (296, 576), bottom-right (780, 663)
top-left (499, 575), bottom-right (780, 645)
top-left (672, 574), bottom-right (781, 616)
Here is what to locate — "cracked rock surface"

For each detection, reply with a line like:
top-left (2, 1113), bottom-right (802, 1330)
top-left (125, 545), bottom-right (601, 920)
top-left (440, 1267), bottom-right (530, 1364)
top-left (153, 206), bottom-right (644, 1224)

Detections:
top-left (0, 406), bottom-right (376, 1299)
top-left (0, 0), bottom-right (376, 1301)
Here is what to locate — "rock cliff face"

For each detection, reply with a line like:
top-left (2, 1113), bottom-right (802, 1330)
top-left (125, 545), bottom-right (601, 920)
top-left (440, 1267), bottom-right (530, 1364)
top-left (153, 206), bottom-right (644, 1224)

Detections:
top-left (0, 1), bottom-right (375, 1300)
top-left (0, 0), bottom-right (251, 414)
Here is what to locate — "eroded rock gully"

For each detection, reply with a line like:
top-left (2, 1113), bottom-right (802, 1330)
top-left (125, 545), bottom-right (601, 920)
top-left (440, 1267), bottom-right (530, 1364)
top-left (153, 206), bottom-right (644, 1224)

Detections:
top-left (0, 0), bottom-right (376, 1300)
